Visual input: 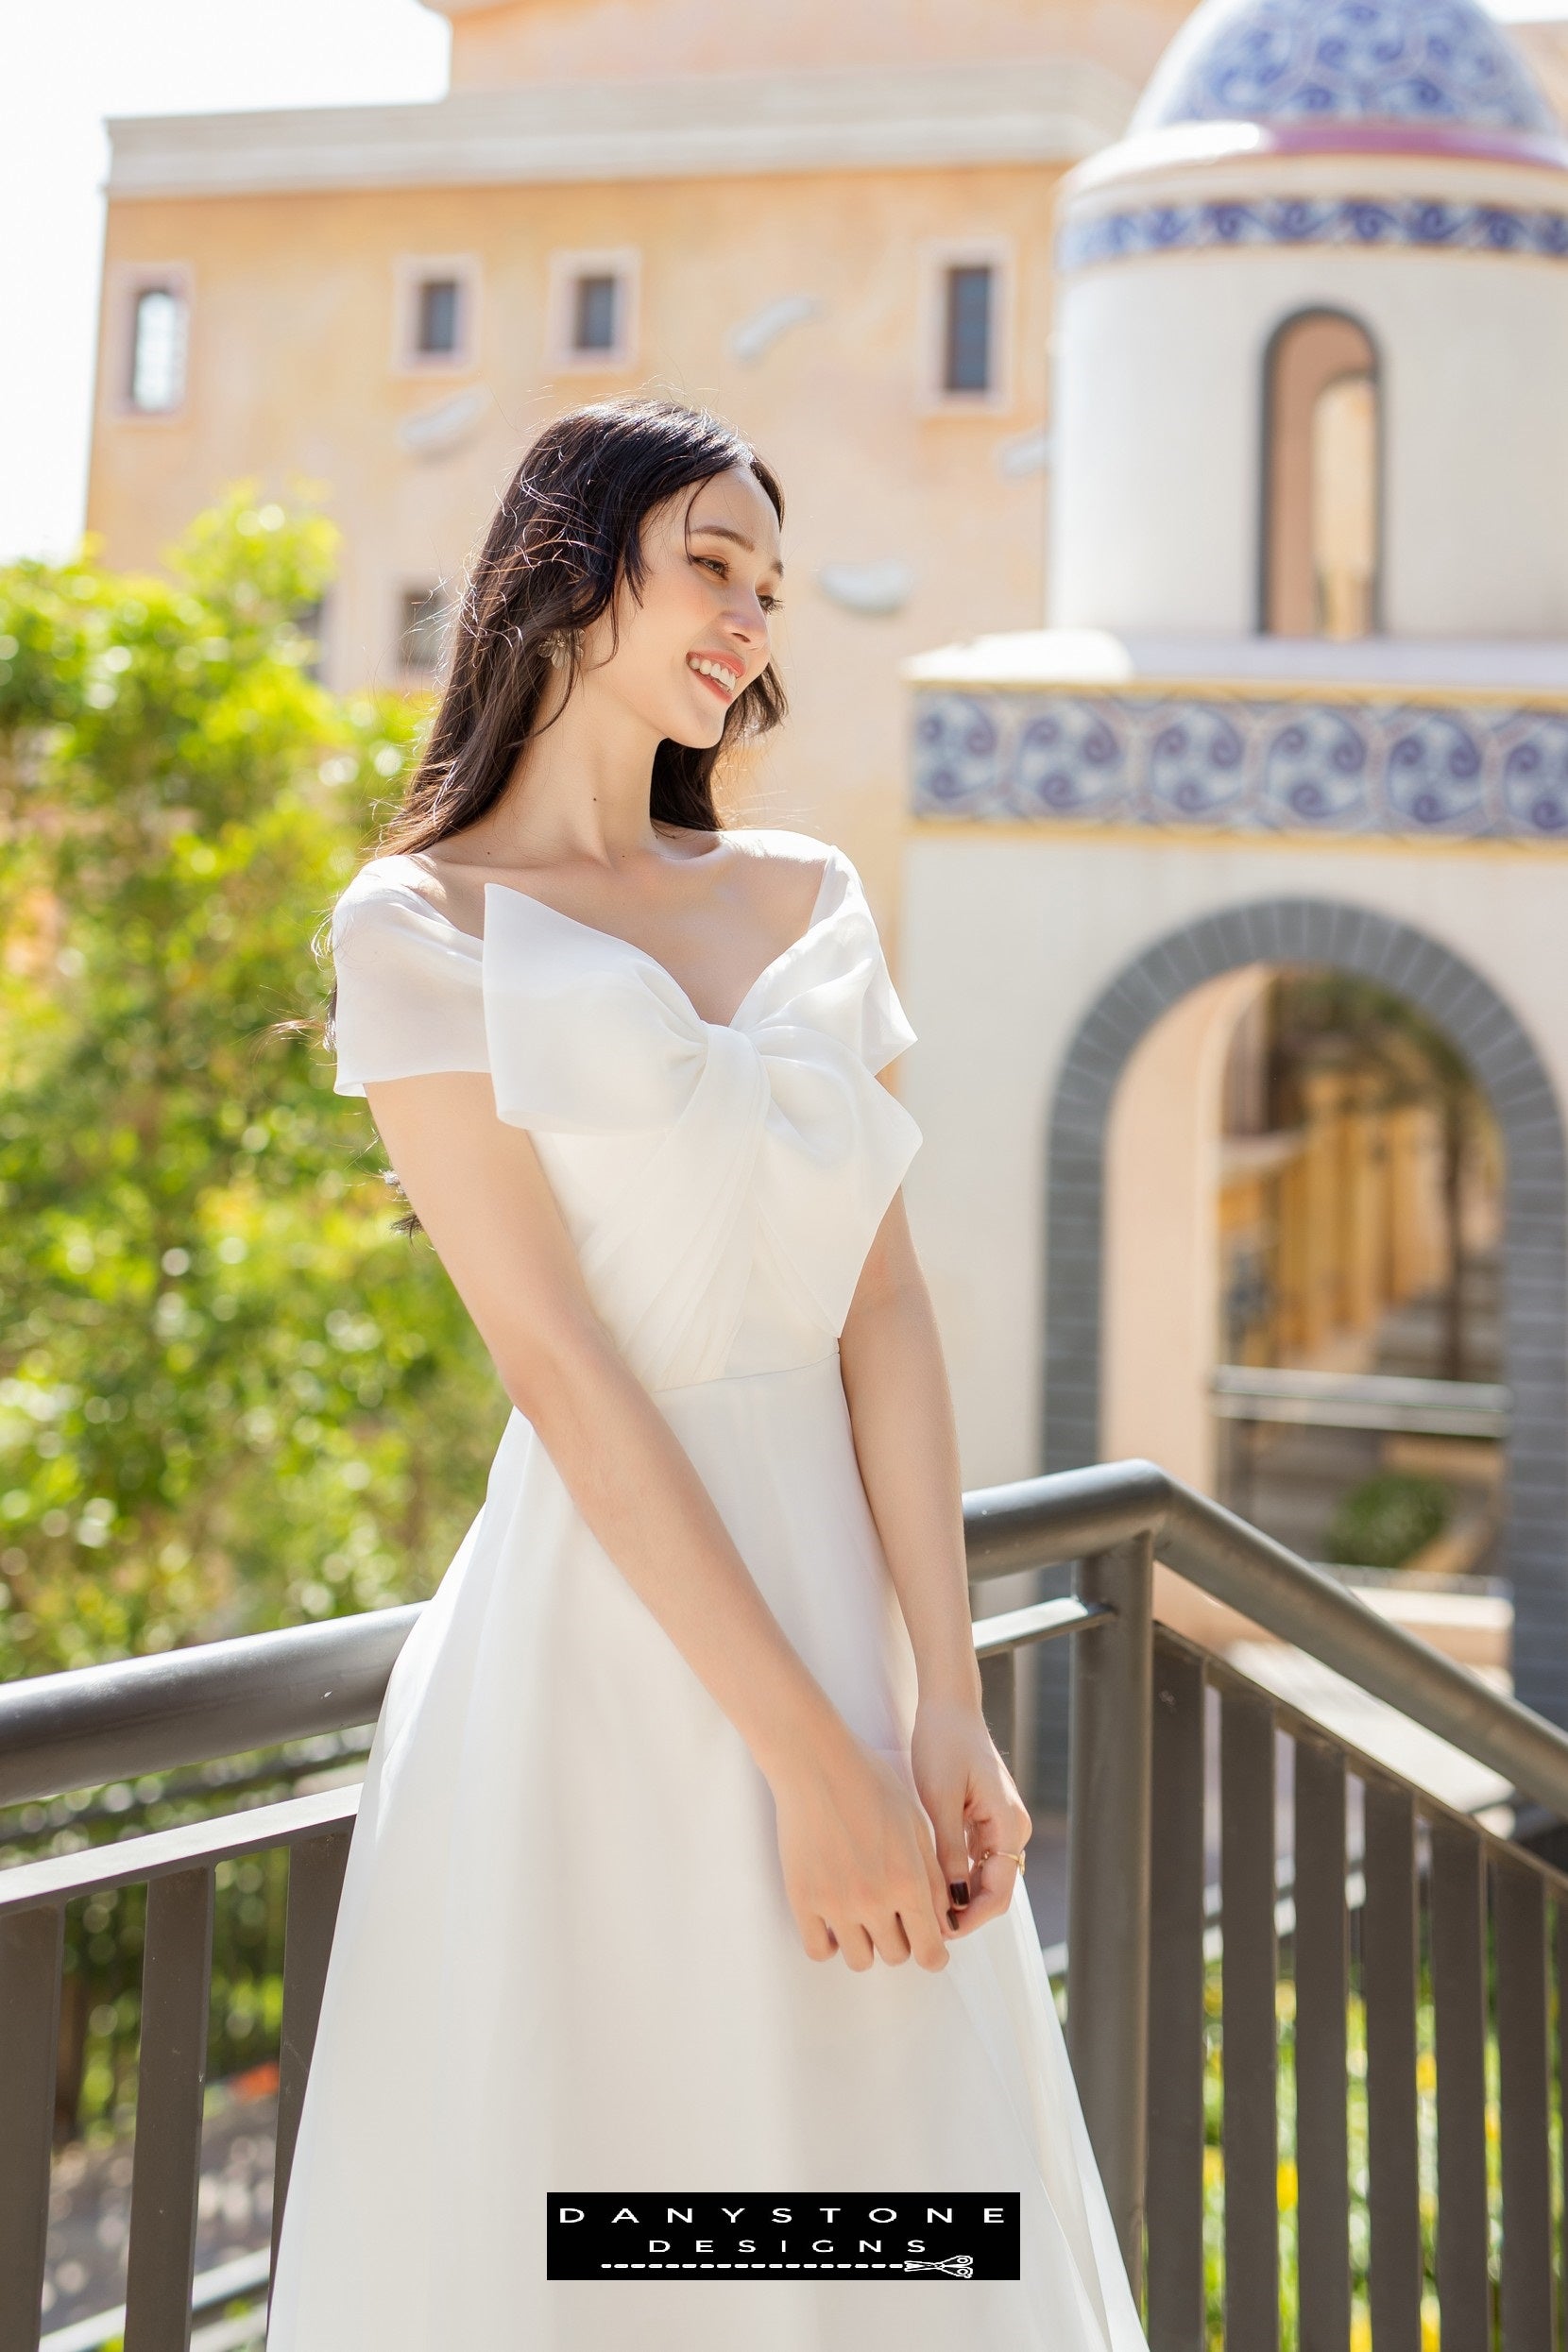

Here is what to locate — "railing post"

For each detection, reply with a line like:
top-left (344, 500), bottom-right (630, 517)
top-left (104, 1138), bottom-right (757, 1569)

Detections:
top-left (0, 1904), bottom-right (62, 2352)
top-left (1066, 1531), bottom-right (1154, 2299)
top-left (978, 1646), bottom-right (1017, 1781)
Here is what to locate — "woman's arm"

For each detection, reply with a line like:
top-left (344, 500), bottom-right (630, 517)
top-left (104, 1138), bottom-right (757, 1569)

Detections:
top-left (838, 1185), bottom-right (1032, 1933)
top-left (359, 1067), bottom-right (956, 1971)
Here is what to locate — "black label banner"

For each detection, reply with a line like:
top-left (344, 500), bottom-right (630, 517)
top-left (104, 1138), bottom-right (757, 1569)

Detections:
top-left (547, 2191), bottom-right (1021, 2280)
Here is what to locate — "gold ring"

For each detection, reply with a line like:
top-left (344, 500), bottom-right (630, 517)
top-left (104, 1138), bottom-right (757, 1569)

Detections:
top-left (980, 1848), bottom-right (1027, 1878)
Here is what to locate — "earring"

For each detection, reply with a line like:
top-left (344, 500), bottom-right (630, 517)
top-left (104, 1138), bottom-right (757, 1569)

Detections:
top-left (541, 628), bottom-right (572, 669)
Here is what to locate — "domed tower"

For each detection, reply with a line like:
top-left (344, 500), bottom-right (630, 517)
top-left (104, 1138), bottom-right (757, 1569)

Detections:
top-left (901, 0), bottom-right (1568, 1787)
top-left (1048, 0), bottom-right (1568, 640)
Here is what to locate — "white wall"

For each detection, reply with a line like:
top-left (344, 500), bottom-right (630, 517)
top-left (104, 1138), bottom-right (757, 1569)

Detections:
top-left (896, 826), bottom-right (1568, 1490)
top-left (1049, 242), bottom-right (1568, 638)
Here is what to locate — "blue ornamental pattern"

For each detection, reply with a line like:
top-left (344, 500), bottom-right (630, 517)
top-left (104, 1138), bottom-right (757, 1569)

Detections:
top-left (912, 689), bottom-right (1568, 840)
top-left (1133, 0), bottom-right (1557, 134)
top-left (1060, 196), bottom-right (1568, 271)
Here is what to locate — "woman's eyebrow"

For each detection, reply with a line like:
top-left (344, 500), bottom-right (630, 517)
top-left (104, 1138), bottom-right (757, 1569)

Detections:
top-left (690, 520), bottom-right (785, 578)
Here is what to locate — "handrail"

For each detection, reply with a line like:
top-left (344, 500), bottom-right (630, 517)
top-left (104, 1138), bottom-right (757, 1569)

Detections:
top-left (0, 1607), bottom-right (418, 1810)
top-left (0, 1786), bottom-right (361, 1916)
top-left (1151, 1478), bottom-right (1568, 1808)
top-left (0, 1608), bottom-right (1103, 1906)
top-left (963, 1457), bottom-right (1174, 1579)
top-left (970, 1594), bottom-right (1114, 1660)
top-left (963, 1458), bottom-right (1568, 1822)
top-left (3, 1457), bottom-right (1567, 1823)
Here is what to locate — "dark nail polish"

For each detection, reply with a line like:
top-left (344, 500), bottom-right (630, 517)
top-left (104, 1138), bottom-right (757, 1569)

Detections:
top-left (948, 1881), bottom-right (970, 1908)
top-left (946, 1906), bottom-right (960, 1931)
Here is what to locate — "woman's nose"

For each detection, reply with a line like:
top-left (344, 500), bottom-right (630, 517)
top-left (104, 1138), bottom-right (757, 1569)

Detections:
top-left (726, 592), bottom-right (769, 643)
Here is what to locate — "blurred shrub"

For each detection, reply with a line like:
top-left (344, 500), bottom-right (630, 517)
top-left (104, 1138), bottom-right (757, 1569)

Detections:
top-left (1325, 1473), bottom-right (1450, 1571)
top-left (0, 488), bottom-right (505, 1678)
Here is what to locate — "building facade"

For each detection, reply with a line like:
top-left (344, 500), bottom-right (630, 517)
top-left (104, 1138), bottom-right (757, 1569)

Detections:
top-left (899, 0), bottom-right (1568, 1787)
top-left (86, 0), bottom-right (1196, 918)
top-left (88, 0), bottom-right (1568, 1790)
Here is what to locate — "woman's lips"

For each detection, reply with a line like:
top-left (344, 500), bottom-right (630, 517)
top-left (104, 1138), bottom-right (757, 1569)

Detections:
top-left (688, 653), bottom-right (741, 702)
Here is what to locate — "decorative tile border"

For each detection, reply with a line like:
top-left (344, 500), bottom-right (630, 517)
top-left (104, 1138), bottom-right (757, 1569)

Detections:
top-left (1059, 196), bottom-right (1568, 272)
top-left (912, 687), bottom-right (1568, 839)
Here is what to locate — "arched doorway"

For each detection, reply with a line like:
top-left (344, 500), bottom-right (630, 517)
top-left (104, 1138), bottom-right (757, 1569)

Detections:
top-left (1262, 308), bottom-right (1382, 639)
top-left (1212, 967), bottom-right (1505, 1547)
top-left (1036, 898), bottom-right (1568, 1798)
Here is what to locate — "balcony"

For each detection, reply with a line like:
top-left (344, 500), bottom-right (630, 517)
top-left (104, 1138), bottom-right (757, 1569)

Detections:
top-left (4, 1460), bottom-right (1567, 2346)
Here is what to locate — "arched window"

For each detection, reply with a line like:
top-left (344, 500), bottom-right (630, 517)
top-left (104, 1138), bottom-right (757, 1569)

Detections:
top-left (1262, 310), bottom-right (1380, 639)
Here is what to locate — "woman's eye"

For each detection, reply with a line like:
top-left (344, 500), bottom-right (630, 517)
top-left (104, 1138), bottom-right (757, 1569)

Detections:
top-left (694, 554), bottom-right (779, 611)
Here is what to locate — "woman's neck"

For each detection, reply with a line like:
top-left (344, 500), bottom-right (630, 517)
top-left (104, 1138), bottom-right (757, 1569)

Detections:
top-left (470, 672), bottom-right (673, 871)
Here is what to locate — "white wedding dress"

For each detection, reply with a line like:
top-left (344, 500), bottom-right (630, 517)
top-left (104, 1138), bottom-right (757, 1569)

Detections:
top-left (264, 826), bottom-right (1149, 2351)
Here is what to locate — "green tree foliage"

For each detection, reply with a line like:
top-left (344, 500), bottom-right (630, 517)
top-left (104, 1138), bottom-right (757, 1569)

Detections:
top-left (0, 490), bottom-right (507, 1678)
top-left (1325, 1471), bottom-right (1451, 1572)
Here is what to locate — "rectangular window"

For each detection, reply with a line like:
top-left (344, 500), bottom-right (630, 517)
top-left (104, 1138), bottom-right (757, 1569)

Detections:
top-left (547, 249), bottom-right (639, 371)
top-left (128, 284), bottom-right (188, 412)
top-left (921, 242), bottom-right (1012, 414)
top-left (399, 588), bottom-right (450, 676)
top-left (942, 264), bottom-right (994, 395)
top-left (394, 257), bottom-right (478, 371)
top-left (572, 273), bottom-right (620, 354)
top-left (416, 277), bottom-right (462, 357)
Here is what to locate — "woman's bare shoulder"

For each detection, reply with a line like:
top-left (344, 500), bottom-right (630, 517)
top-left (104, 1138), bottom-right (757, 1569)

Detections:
top-left (724, 822), bottom-right (835, 864)
top-left (335, 849), bottom-right (477, 937)
top-left (723, 824), bottom-right (844, 896)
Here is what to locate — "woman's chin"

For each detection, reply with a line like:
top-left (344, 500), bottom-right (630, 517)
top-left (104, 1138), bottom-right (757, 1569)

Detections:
top-left (662, 707), bottom-right (729, 751)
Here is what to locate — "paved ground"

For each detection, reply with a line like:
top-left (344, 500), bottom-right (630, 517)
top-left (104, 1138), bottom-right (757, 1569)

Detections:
top-left (43, 2068), bottom-right (277, 2343)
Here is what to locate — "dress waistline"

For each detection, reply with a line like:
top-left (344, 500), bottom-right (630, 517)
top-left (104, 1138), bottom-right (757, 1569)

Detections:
top-left (646, 1342), bottom-right (843, 1404)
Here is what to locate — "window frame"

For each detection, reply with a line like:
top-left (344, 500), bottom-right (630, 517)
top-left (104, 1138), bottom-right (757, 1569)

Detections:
top-left (544, 247), bottom-right (641, 374)
top-left (108, 263), bottom-right (194, 421)
top-left (918, 238), bottom-right (1014, 416)
top-left (392, 255), bottom-right (481, 376)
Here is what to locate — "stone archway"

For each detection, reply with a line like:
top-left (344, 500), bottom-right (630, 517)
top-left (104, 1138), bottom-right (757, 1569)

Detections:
top-left (1040, 896), bottom-right (1568, 1750)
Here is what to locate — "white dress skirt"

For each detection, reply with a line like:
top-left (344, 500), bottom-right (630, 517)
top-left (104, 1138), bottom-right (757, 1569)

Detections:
top-left (264, 828), bottom-right (1150, 2351)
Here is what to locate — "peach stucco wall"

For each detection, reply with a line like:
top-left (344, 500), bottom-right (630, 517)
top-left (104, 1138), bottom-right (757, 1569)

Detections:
top-left (439, 0), bottom-right (1193, 93)
top-left (1101, 964), bottom-right (1270, 1491)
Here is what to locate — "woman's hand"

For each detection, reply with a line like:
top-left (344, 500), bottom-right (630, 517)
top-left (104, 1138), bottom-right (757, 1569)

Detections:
top-left (909, 1697), bottom-right (1032, 1937)
top-left (765, 1730), bottom-right (956, 1973)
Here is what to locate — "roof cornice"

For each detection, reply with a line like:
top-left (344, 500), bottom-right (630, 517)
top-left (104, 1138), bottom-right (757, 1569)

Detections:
top-left (106, 60), bottom-right (1136, 199)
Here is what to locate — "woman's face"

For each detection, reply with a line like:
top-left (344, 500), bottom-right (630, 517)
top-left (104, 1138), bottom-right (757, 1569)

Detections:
top-left (576, 464), bottom-right (783, 749)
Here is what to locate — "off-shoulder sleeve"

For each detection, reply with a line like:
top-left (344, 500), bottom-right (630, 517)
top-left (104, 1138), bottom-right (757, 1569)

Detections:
top-left (819, 843), bottom-right (917, 1073)
top-left (328, 878), bottom-right (489, 1097)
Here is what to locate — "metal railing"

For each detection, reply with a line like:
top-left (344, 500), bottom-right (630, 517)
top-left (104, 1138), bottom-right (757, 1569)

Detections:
top-left (4, 1457), bottom-right (1568, 2346)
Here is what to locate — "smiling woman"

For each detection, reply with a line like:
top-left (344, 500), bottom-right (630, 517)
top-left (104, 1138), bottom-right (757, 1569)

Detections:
top-left (270, 397), bottom-right (1148, 2350)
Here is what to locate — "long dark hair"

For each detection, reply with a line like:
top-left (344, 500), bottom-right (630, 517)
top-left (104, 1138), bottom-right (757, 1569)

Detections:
top-left (304, 396), bottom-right (788, 1235)
top-left (379, 395), bottom-right (786, 858)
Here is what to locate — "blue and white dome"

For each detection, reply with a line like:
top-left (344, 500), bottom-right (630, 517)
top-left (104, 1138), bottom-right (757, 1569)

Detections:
top-left (1133, 0), bottom-right (1558, 136)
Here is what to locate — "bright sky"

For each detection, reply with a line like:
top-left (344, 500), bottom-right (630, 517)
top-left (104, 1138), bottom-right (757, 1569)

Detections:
top-left (1, 0), bottom-right (449, 564)
top-left (2, 0), bottom-right (1562, 566)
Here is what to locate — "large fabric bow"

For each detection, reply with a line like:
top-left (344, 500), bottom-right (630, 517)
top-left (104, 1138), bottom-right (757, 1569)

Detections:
top-left (480, 871), bottom-right (921, 1391)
